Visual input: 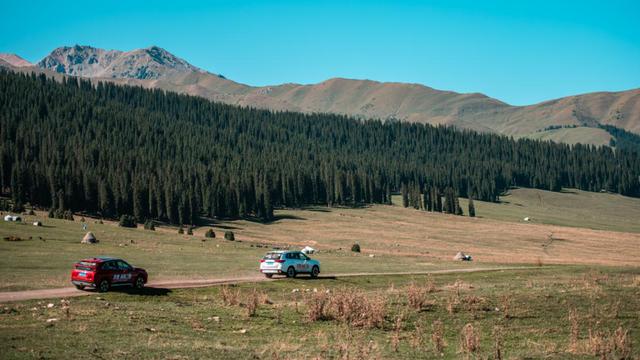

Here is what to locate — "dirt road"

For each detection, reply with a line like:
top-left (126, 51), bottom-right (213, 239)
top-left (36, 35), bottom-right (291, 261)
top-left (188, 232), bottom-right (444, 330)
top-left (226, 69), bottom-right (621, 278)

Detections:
top-left (0, 266), bottom-right (535, 303)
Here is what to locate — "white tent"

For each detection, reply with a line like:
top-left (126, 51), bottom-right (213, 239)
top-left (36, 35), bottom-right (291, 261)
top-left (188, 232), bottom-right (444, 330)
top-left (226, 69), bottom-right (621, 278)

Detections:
top-left (302, 246), bottom-right (316, 255)
top-left (4, 215), bottom-right (21, 222)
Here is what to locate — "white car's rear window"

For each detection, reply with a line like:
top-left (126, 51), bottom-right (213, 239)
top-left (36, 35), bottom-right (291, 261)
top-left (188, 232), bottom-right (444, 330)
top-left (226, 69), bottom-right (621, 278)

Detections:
top-left (263, 253), bottom-right (282, 260)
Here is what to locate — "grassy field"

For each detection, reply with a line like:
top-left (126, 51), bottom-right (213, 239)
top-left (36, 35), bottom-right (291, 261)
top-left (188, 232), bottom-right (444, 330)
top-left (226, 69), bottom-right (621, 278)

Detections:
top-left (1, 189), bottom-right (639, 359)
top-left (0, 213), bottom-right (483, 291)
top-left (1, 187), bottom-right (640, 291)
top-left (0, 266), bottom-right (638, 359)
top-left (459, 188), bottom-right (640, 233)
top-left (394, 187), bottom-right (640, 233)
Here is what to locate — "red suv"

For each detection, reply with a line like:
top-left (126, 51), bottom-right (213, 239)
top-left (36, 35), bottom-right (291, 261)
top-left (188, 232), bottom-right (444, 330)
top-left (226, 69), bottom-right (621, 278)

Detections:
top-left (71, 257), bottom-right (148, 292)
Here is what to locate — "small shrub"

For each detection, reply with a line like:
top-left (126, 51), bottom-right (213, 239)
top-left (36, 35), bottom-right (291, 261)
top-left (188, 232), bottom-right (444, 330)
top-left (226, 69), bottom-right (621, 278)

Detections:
top-left (304, 288), bottom-right (386, 329)
top-left (410, 319), bottom-right (425, 349)
top-left (351, 243), bottom-right (361, 253)
top-left (306, 290), bottom-right (331, 322)
top-left (391, 312), bottom-right (404, 352)
top-left (493, 326), bottom-right (504, 360)
top-left (431, 319), bottom-right (446, 354)
top-left (53, 208), bottom-right (63, 219)
top-left (48, 209), bottom-right (54, 218)
top-left (63, 210), bottom-right (75, 221)
top-left (187, 227), bottom-right (193, 235)
top-left (568, 307), bottom-right (580, 353)
top-left (118, 215), bottom-right (136, 228)
top-left (80, 217), bottom-right (85, 222)
top-left (224, 231), bottom-right (235, 241)
top-left (220, 285), bottom-right (240, 306)
top-left (500, 294), bottom-right (512, 319)
top-left (205, 229), bottom-right (216, 238)
top-left (3, 236), bottom-right (23, 242)
top-left (459, 323), bottom-right (480, 356)
top-left (613, 326), bottom-right (632, 359)
top-left (178, 226), bottom-right (184, 234)
top-left (407, 282), bottom-right (429, 310)
top-left (27, 209), bottom-right (35, 216)
top-left (245, 289), bottom-right (260, 317)
top-left (12, 202), bottom-right (25, 213)
top-left (144, 220), bottom-right (155, 231)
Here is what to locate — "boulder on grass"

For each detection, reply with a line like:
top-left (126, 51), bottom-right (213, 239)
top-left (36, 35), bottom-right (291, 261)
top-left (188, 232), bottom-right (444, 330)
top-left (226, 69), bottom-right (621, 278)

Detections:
top-left (81, 232), bottom-right (98, 244)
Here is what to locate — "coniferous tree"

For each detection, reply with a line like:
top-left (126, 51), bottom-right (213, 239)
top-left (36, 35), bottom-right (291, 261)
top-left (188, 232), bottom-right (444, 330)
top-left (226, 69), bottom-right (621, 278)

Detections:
top-left (468, 197), bottom-right (476, 217)
top-left (401, 183), bottom-right (409, 208)
top-left (0, 70), bottom-right (637, 225)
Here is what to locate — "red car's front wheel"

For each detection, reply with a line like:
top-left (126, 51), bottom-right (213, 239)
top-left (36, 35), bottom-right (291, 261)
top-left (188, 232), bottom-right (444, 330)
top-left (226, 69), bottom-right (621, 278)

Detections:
top-left (134, 276), bottom-right (145, 289)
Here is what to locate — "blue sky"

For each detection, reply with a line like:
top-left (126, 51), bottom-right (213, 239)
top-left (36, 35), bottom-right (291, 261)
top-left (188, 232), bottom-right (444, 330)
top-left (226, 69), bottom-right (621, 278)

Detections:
top-left (1, 0), bottom-right (639, 105)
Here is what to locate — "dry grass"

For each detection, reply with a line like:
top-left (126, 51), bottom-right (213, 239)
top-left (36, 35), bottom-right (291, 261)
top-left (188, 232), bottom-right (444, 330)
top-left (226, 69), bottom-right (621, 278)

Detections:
top-left (431, 319), bottom-right (447, 354)
top-left (499, 294), bottom-right (512, 319)
top-left (459, 323), bottom-right (480, 358)
top-left (304, 288), bottom-right (387, 329)
top-left (244, 288), bottom-right (260, 317)
top-left (568, 307), bottom-right (581, 353)
top-left (406, 282), bottom-right (429, 310)
top-left (220, 285), bottom-right (240, 306)
top-left (390, 312), bottom-right (404, 352)
top-left (219, 192), bottom-right (640, 267)
top-left (493, 325), bottom-right (504, 360)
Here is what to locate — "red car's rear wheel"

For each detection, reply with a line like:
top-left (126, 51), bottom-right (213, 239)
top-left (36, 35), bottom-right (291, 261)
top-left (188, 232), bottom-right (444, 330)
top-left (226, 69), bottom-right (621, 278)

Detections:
top-left (98, 280), bottom-right (110, 293)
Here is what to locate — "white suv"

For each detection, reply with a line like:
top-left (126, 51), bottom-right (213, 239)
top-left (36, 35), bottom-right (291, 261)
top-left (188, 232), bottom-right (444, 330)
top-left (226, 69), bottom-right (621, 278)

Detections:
top-left (259, 251), bottom-right (321, 278)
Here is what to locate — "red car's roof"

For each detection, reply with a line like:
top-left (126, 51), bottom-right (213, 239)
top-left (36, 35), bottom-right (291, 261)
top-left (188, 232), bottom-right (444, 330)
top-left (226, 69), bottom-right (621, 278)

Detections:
top-left (78, 257), bottom-right (120, 263)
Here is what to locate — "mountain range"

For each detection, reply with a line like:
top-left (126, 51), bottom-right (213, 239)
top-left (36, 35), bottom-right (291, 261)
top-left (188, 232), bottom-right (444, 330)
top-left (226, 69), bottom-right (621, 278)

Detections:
top-left (1, 45), bottom-right (639, 146)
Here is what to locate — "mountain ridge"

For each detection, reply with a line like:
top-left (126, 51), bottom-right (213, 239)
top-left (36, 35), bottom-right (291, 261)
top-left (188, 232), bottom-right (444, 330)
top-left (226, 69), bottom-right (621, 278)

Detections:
top-left (3, 45), bottom-right (639, 145)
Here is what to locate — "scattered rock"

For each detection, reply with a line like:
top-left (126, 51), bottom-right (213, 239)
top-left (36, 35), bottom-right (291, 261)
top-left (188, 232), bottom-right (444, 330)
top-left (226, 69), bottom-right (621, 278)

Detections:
top-left (46, 303), bottom-right (54, 308)
top-left (233, 328), bottom-right (248, 334)
top-left (145, 327), bottom-right (157, 332)
top-left (46, 318), bottom-right (59, 323)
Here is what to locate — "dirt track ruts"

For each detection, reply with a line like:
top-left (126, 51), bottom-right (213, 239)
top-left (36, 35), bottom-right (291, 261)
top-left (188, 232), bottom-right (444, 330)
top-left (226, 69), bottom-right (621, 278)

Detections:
top-left (0, 266), bottom-right (537, 303)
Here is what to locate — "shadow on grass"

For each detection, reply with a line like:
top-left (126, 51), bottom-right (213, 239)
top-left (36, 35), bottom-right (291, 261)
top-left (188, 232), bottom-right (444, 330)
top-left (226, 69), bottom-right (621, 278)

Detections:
top-left (106, 287), bottom-right (172, 296)
top-left (243, 213), bottom-right (307, 224)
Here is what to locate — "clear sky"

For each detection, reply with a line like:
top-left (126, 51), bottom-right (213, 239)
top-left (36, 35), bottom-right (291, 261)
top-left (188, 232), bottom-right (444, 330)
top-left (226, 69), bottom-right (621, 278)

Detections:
top-left (1, 0), bottom-right (639, 105)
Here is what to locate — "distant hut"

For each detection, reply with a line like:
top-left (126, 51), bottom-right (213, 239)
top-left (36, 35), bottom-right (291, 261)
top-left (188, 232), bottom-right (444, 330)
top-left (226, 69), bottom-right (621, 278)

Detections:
top-left (81, 232), bottom-right (98, 244)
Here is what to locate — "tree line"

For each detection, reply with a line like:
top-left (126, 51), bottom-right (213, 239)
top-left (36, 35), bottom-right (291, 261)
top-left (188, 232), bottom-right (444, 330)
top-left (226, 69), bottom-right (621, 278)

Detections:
top-left (1, 70), bottom-right (639, 225)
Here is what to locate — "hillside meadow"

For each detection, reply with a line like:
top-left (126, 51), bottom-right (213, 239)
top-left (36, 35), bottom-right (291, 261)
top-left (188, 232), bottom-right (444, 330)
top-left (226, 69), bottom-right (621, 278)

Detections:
top-left (1, 188), bottom-right (639, 292)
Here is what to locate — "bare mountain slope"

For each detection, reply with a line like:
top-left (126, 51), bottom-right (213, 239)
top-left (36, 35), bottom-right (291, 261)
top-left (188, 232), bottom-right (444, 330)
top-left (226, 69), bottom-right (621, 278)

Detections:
top-left (16, 45), bottom-right (640, 144)
top-left (0, 53), bottom-right (32, 67)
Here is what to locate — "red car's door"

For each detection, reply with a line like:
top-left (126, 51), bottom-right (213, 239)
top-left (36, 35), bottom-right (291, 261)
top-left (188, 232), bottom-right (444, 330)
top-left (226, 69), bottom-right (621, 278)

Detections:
top-left (116, 260), bottom-right (134, 284)
top-left (100, 261), bottom-right (119, 283)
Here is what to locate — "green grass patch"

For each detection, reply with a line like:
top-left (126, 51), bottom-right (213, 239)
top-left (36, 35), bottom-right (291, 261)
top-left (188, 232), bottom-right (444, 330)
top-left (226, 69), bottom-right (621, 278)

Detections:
top-left (1, 266), bottom-right (638, 359)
